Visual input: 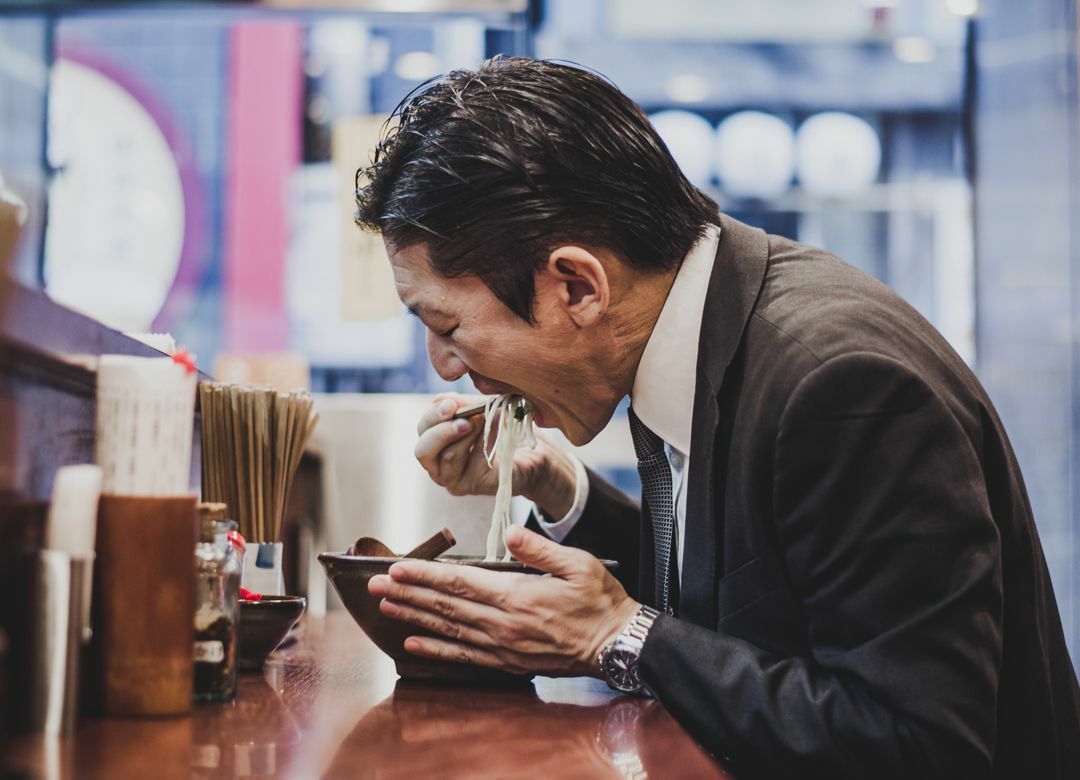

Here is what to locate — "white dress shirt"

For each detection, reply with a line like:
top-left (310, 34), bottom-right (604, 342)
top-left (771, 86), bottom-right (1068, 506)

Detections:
top-left (532, 224), bottom-right (722, 585)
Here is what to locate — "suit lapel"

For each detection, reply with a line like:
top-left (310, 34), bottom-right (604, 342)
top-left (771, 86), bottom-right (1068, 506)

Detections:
top-left (680, 215), bottom-right (770, 627)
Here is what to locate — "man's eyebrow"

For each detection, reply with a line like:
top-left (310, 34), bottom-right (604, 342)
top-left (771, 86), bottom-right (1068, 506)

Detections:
top-left (405, 303), bottom-right (451, 321)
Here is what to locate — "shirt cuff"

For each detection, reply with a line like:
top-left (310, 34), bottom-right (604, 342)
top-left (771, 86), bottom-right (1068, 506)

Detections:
top-left (531, 455), bottom-right (589, 542)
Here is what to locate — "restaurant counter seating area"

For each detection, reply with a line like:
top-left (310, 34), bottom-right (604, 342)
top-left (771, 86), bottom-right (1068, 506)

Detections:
top-left (2, 0), bottom-right (1080, 778)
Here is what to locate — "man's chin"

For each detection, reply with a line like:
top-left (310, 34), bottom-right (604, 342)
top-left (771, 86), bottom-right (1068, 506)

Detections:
top-left (530, 404), bottom-right (603, 446)
top-left (559, 422), bottom-right (601, 447)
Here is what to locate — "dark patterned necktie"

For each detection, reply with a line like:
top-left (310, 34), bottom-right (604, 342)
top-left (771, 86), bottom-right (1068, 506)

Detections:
top-left (628, 408), bottom-right (676, 614)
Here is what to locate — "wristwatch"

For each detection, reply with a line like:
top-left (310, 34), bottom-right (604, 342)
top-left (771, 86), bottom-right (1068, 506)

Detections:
top-left (598, 605), bottom-right (661, 694)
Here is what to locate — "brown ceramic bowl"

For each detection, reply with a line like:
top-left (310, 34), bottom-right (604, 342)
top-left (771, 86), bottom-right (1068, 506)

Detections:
top-left (238, 595), bottom-right (306, 670)
top-left (319, 553), bottom-right (618, 686)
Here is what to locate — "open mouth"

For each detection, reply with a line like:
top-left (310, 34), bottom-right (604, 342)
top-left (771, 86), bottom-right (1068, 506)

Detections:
top-left (468, 371), bottom-right (513, 397)
top-left (468, 372), bottom-right (547, 427)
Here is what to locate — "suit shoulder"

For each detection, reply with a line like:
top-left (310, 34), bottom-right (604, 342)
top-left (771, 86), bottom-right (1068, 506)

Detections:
top-left (753, 233), bottom-right (951, 368)
top-left (780, 351), bottom-right (942, 424)
top-left (738, 233), bottom-right (987, 432)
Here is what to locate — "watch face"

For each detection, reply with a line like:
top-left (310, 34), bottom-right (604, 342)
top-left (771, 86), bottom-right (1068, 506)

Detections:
top-left (602, 648), bottom-right (641, 693)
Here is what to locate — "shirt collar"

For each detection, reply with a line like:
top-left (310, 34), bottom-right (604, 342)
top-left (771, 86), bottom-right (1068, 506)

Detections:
top-left (630, 224), bottom-right (721, 455)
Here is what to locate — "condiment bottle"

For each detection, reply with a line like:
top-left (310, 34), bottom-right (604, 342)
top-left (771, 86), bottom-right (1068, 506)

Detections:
top-left (194, 505), bottom-right (239, 703)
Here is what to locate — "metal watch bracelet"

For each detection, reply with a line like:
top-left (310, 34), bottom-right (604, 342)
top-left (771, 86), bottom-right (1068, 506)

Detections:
top-left (620, 605), bottom-right (660, 650)
top-left (598, 604), bottom-right (661, 692)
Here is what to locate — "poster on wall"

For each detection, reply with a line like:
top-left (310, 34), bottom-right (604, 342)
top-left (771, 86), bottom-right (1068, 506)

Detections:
top-left (332, 116), bottom-right (402, 323)
top-left (43, 58), bottom-right (190, 332)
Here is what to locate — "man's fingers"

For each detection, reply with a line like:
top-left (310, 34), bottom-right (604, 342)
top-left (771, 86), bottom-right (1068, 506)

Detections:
top-left (387, 560), bottom-right (513, 605)
top-left (379, 599), bottom-right (496, 648)
top-left (414, 418), bottom-right (478, 481)
top-left (418, 393), bottom-right (489, 435)
top-left (402, 635), bottom-right (496, 666)
top-left (414, 394), bottom-right (498, 495)
top-left (401, 636), bottom-right (525, 673)
top-left (417, 397), bottom-right (459, 436)
top-left (504, 525), bottom-right (583, 578)
top-left (436, 419), bottom-right (480, 468)
top-left (369, 574), bottom-right (504, 629)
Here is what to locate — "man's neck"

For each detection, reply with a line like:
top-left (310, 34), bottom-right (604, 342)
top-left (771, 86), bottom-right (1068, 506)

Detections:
top-left (605, 264), bottom-right (681, 399)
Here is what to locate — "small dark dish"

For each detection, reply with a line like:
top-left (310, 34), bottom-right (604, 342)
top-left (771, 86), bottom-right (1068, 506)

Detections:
top-left (238, 595), bottom-right (306, 670)
top-left (319, 553), bottom-right (618, 686)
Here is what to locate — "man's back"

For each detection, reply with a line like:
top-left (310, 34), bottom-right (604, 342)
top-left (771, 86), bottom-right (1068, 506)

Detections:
top-left (749, 228), bottom-right (1080, 777)
top-left (571, 216), bottom-right (1080, 777)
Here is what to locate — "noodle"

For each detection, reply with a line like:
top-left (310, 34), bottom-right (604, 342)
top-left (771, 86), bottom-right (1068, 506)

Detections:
top-left (482, 394), bottom-right (536, 561)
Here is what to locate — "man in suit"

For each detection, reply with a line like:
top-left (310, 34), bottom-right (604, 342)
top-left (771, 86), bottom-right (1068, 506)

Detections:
top-left (360, 57), bottom-right (1080, 778)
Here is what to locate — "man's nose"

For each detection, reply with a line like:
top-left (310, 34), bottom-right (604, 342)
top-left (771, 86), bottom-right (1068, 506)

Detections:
top-left (426, 330), bottom-right (468, 381)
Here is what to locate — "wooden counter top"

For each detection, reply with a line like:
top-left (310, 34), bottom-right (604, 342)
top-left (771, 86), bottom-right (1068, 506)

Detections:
top-left (2, 613), bottom-right (729, 779)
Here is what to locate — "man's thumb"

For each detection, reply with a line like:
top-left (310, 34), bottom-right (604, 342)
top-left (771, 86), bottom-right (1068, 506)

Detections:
top-left (505, 525), bottom-right (577, 577)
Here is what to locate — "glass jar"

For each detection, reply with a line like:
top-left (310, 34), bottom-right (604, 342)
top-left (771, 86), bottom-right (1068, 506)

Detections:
top-left (193, 513), bottom-right (240, 703)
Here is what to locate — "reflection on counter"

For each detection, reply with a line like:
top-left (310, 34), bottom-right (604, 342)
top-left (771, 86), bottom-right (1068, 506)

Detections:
top-left (327, 683), bottom-right (657, 779)
top-left (191, 665), bottom-right (301, 779)
top-left (1, 614), bottom-right (729, 779)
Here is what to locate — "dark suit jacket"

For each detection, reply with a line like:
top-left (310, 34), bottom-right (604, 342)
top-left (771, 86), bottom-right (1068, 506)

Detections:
top-left (541, 215), bottom-right (1080, 778)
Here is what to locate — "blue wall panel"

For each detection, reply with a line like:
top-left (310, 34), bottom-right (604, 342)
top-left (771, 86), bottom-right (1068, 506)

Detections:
top-left (974, 0), bottom-right (1079, 666)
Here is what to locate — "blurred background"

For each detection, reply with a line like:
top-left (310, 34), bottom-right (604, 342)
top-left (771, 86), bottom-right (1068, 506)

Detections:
top-left (1, 0), bottom-right (1076, 665)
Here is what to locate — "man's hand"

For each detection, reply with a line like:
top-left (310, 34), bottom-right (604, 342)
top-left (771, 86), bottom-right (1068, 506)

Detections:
top-left (414, 393), bottom-right (578, 518)
top-left (367, 525), bottom-right (641, 677)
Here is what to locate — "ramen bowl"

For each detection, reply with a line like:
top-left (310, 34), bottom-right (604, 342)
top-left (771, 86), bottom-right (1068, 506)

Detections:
top-left (318, 553), bottom-right (618, 686)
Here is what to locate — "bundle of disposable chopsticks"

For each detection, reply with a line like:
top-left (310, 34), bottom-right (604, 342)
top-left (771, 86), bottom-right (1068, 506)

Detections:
top-left (198, 382), bottom-right (318, 544)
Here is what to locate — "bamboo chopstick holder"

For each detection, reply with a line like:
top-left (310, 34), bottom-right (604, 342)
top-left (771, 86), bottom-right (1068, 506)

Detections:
top-left (198, 383), bottom-right (319, 546)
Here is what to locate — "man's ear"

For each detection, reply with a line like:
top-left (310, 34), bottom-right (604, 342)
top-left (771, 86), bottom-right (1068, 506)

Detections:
top-left (541, 246), bottom-right (610, 327)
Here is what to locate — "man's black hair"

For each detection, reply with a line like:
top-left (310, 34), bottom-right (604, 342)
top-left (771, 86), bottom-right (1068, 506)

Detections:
top-left (354, 56), bottom-right (719, 322)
